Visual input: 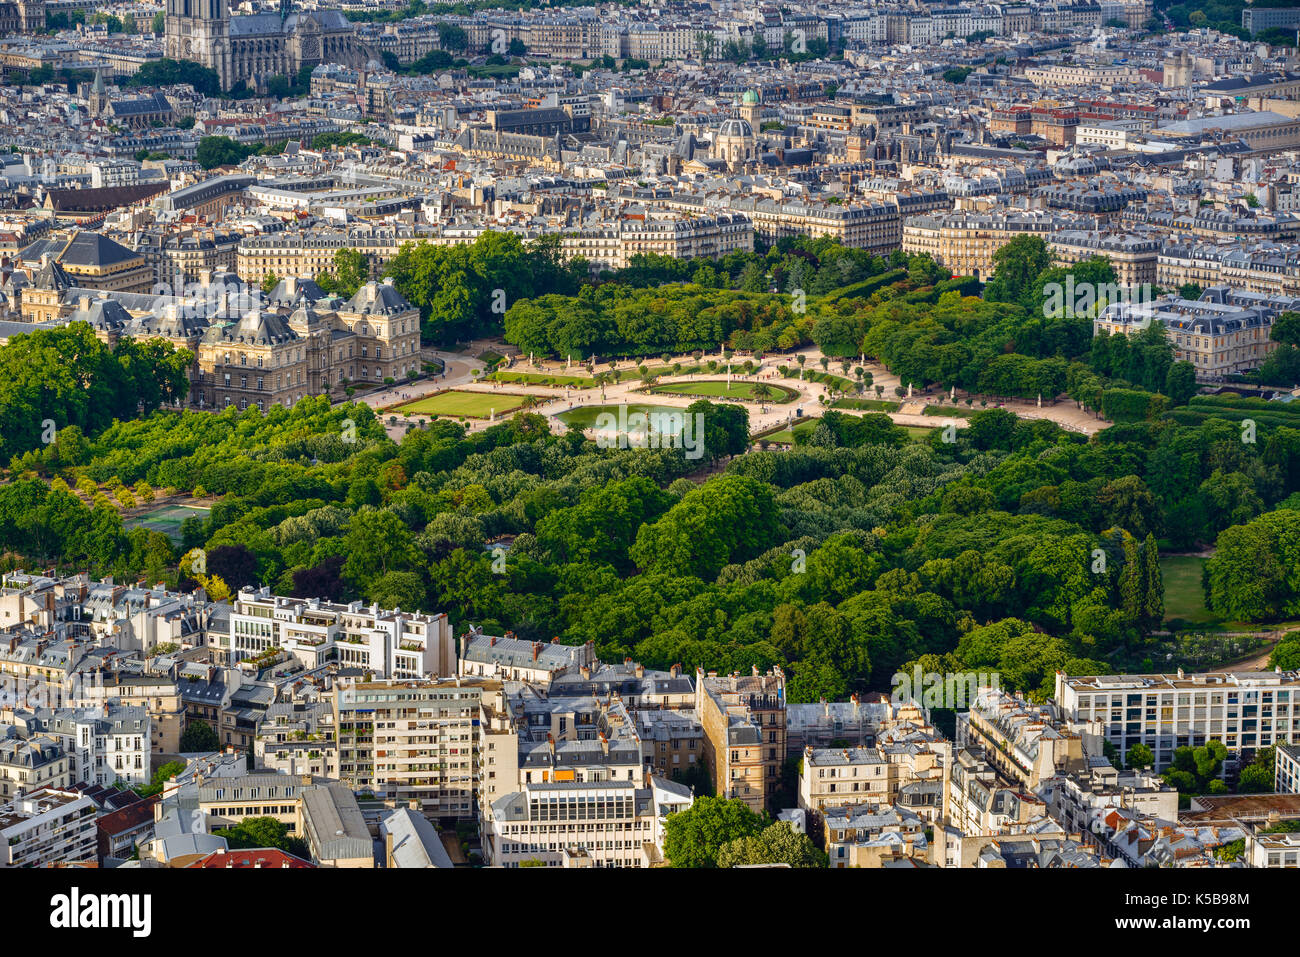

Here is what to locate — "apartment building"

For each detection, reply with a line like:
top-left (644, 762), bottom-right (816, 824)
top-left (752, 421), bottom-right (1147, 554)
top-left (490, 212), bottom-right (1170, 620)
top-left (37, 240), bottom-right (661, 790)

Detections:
top-left (799, 747), bottom-right (890, 814)
top-left (136, 229), bottom-right (242, 286)
top-left (224, 586), bottom-right (455, 677)
top-left (1075, 119), bottom-right (1144, 150)
top-left (823, 802), bottom-right (929, 868)
top-left (459, 633), bottom-right (595, 686)
top-left (1276, 743), bottom-right (1300, 793)
top-left (484, 778), bottom-right (670, 868)
top-left (192, 768), bottom-right (372, 867)
top-left (0, 635), bottom-right (94, 704)
top-left (785, 695), bottom-right (882, 754)
top-left (1219, 245), bottom-right (1300, 297)
top-left (76, 670), bottom-right (184, 755)
top-left (903, 209), bottom-right (1070, 281)
top-left (1050, 230), bottom-right (1159, 287)
top-left (802, 732), bottom-right (950, 821)
top-left (636, 709), bottom-right (704, 780)
top-left (95, 793), bottom-right (159, 864)
top-left (1248, 828), bottom-right (1300, 868)
top-left (939, 829), bottom-right (1101, 868)
top-left (1023, 63), bottom-right (1139, 89)
top-left (196, 770), bottom-right (318, 834)
top-left (17, 704), bottom-right (152, 788)
top-left (333, 676), bottom-right (507, 821)
top-left (550, 660), bottom-right (695, 710)
top-left (254, 701), bottom-right (338, 779)
top-left (1039, 761), bottom-right (1179, 851)
top-left (944, 747), bottom-right (1050, 841)
top-left (1055, 669), bottom-right (1300, 771)
top-left (730, 197), bottom-right (902, 255)
top-left (1096, 287), bottom-right (1291, 378)
top-left (177, 666), bottom-right (273, 754)
top-left (956, 688), bottom-right (1091, 790)
top-left (695, 667), bottom-right (786, 813)
top-left (559, 213), bottom-right (753, 272)
top-left (0, 788), bottom-right (98, 867)
top-left (1157, 240), bottom-right (1231, 295)
top-left (0, 734), bottom-right (70, 801)
top-left (234, 229), bottom-right (402, 285)
top-left (514, 694), bottom-right (644, 789)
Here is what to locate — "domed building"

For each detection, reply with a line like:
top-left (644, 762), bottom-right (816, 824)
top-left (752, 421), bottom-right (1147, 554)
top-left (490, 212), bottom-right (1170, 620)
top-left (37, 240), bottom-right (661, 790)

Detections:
top-left (714, 117), bottom-right (756, 170)
top-left (739, 89), bottom-right (762, 128)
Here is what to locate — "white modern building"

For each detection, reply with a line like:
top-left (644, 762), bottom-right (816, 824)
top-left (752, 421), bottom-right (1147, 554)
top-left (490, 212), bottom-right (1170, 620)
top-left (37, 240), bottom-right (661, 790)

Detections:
top-left (224, 587), bottom-right (456, 677)
top-left (1055, 669), bottom-right (1300, 771)
top-left (0, 788), bottom-right (98, 867)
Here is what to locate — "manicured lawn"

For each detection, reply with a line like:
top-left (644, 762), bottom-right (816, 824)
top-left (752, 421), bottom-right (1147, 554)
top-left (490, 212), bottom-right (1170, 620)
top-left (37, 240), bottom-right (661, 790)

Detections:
top-left (394, 390), bottom-right (530, 419)
top-left (1161, 556), bottom-right (1216, 625)
top-left (904, 426), bottom-right (937, 443)
top-left (614, 363), bottom-right (708, 380)
top-left (760, 417), bottom-right (820, 445)
top-left (651, 380), bottom-right (797, 403)
top-left (832, 398), bottom-right (899, 412)
top-left (799, 371), bottom-right (856, 393)
top-left (923, 404), bottom-right (976, 417)
top-left (491, 370), bottom-right (596, 388)
top-left (556, 403), bottom-right (687, 431)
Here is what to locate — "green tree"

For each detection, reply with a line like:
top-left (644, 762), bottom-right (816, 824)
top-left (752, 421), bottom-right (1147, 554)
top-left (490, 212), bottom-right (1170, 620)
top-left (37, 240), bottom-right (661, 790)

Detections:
top-left (196, 135), bottom-right (256, 170)
top-left (1237, 747), bottom-right (1276, 793)
top-left (984, 234), bottom-right (1052, 308)
top-left (180, 720), bottom-right (221, 752)
top-left (1205, 510), bottom-right (1300, 622)
top-left (630, 475), bottom-right (778, 579)
top-left (716, 821), bottom-right (826, 867)
top-left (214, 816), bottom-right (310, 859)
top-left (1126, 743), bottom-right (1154, 771)
top-left (317, 248), bottom-right (370, 299)
top-left (134, 760), bottom-right (185, 798)
top-left (662, 796), bottom-right (765, 868)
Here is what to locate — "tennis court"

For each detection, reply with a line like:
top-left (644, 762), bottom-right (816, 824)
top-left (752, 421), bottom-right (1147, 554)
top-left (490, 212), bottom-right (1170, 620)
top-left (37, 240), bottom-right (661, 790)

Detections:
top-left (126, 503), bottom-right (211, 542)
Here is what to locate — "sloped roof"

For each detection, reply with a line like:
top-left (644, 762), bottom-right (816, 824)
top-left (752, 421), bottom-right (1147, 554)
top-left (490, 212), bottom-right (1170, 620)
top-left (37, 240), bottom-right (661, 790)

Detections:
top-left (68, 297), bottom-right (133, 330)
top-left (345, 279), bottom-right (413, 316)
top-left (44, 184), bottom-right (169, 214)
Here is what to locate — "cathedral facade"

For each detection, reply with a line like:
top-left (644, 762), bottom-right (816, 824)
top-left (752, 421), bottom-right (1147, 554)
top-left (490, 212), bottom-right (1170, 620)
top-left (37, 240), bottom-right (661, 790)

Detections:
top-left (164, 0), bottom-right (366, 92)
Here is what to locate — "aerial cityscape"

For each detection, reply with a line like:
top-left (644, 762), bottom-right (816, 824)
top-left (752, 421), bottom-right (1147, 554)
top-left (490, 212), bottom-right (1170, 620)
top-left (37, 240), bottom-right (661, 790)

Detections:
top-left (0, 0), bottom-right (1297, 910)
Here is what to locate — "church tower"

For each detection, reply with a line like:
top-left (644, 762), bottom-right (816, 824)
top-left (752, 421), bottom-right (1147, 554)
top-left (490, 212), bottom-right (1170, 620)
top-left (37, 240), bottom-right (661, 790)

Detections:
top-left (88, 69), bottom-right (108, 118)
top-left (165, 0), bottom-right (232, 90)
